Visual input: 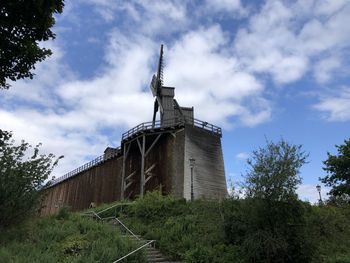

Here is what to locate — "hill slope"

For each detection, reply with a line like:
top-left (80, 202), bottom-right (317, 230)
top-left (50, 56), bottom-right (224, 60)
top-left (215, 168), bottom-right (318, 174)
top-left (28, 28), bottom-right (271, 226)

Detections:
top-left (0, 209), bottom-right (145, 263)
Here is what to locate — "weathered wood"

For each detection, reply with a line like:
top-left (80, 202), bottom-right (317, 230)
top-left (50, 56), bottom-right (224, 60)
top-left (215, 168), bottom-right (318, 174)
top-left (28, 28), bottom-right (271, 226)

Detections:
top-left (41, 125), bottom-right (227, 216)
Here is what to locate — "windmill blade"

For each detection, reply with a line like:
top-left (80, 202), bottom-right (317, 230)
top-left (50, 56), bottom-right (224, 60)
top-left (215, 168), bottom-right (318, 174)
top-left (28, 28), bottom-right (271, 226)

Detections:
top-left (157, 44), bottom-right (164, 86)
top-left (150, 74), bottom-right (157, 97)
top-left (152, 99), bottom-right (158, 126)
top-left (156, 96), bottom-right (163, 114)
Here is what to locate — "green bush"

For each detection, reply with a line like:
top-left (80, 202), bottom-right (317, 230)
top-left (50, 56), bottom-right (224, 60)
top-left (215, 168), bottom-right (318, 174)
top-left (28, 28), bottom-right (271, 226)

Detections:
top-left (307, 205), bottom-right (350, 262)
top-left (0, 129), bottom-right (63, 228)
top-left (56, 206), bottom-right (71, 220)
top-left (90, 192), bottom-right (350, 263)
top-left (223, 198), bottom-right (316, 263)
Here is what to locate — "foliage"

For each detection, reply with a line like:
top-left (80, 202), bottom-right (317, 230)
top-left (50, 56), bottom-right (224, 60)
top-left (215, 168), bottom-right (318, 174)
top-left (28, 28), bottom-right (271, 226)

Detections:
top-left (306, 205), bottom-right (350, 262)
top-left (56, 206), bottom-right (71, 220)
top-left (244, 139), bottom-right (308, 201)
top-left (321, 139), bottom-right (350, 204)
top-left (119, 192), bottom-right (239, 262)
top-left (0, 129), bottom-right (62, 227)
top-left (0, 212), bottom-right (146, 262)
top-left (223, 198), bottom-right (315, 263)
top-left (109, 192), bottom-right (350, 263)
top-left (0, 0), bottom-right (64, 89)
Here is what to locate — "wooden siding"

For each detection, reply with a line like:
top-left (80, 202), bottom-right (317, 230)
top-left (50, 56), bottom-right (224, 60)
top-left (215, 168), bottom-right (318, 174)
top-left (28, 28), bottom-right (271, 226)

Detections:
top-left (41, 126), bottom-right (226, 216)
top-left (183, 125), bottom-right (227, 200)
top-left (40, 156), bottom-right (122, 216)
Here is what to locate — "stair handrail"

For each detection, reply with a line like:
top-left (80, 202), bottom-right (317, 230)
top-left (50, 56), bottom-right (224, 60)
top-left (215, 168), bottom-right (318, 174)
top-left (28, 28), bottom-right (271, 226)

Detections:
top-left (113, 217), bottom-right (141, 241)
top-left (83, 204), bottom-right (156, 262)
top-left (112, 239), bottom-right (155, 263)
top-left (95, 202), bottom-right (132, 216)
top-left (84, 209), bottom-right (141, 241)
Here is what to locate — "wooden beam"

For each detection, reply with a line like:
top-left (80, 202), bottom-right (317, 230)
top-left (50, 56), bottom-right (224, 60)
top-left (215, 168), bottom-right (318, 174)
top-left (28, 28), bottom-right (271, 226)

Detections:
top-left (120, 143), bottom-right (127, 200)
top-left (140, 135), bottom-right (146, 197)
top-left (121, 143), bottom-right (131, 200)
top-left (125, 170), bottom-right (137, 181)
top-left (145, 163), bottom-right (156, 175)
top-left (145, 134), bottom-right (162, 157)
top-left (136, 137), bottom-right (142, 154)
top-left (124, 180), bottom-right (134, 190)
top-left (145, 174), bottom-right (154, 184)
top-left (127, 190), bottom-right (133, 199)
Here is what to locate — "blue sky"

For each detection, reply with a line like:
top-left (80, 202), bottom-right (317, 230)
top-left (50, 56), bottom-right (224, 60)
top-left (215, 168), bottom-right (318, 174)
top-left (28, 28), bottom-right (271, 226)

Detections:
top-left (1, 0), bottom-right (350, 203)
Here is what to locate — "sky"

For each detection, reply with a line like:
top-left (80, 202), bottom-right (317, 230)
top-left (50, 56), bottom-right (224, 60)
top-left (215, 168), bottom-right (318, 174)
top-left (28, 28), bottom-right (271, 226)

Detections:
top-left (1, 0), bottom-right (350, 203)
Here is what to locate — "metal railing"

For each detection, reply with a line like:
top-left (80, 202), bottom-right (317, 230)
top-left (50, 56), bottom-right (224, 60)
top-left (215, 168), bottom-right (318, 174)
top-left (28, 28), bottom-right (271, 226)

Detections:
top-left (47, 146), bottom-right (121, 188)
top-left (83, 204), bottom-right (155, 263)
top-left (122, 117), bottom-right (222, 141)
top-left (113, 240), bottom-right (155, 263)
top-left (47, 117), bottom-right (221, 188)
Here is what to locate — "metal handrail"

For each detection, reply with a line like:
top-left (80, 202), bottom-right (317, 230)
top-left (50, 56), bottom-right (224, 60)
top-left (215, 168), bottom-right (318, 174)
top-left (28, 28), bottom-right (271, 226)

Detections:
top-left (84, 208), bottom-right (141, 241)
top-left (83, 207), bottom-right (154, 263)
top-left (47, 117), bottom-right (221, 188)
top-left (112, 240), bottom-right (155, 263)
top-left (95, 202), bottom-right (132, 216)
top-left (122, 117), bottom-right (222, 141)
top-left (113, 217), bottom-right (141, 241)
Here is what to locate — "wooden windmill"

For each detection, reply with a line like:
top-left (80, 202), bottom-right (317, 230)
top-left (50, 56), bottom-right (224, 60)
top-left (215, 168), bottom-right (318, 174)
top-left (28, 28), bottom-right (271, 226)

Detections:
top-left (150, 44), bottom-right (164, 127)
top-left (150, 45), bottom-right (194, 127)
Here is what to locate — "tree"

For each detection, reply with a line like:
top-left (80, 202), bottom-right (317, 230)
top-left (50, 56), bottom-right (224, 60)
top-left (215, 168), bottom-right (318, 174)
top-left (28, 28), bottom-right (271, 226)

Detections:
top-left (244, 139), bottom-right (308, 201)
top-left (321, 139), bottom-right (350, 204)
top-left (0, 130), bottom-right (62, 227)
top-left (0, 0), bottom-right (64, 89)
top-left (225, 140), bottom-right (314, 262)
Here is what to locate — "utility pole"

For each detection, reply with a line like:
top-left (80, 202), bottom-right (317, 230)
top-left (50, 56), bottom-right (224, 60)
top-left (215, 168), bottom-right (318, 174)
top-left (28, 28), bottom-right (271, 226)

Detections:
top-left (189, 158), bottom-right (196, 201)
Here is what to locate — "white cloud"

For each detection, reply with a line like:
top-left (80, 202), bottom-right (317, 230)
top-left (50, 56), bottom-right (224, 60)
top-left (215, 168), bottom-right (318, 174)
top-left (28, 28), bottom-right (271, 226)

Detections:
top-left (234, 0), bottom-right (350, 85)
top-left (165, 26), bottom-right (269, 127)
top-left (235, 152), bottom-right (249, 160)
top-left (314, 56), bottom-right (342, 83)
top-left (0, 32), bottom-right (158, 178)
top-left (85, 0), bottom-right (188, 35)
top-left (2, 0), bottom-right (350, 182)
top-left (313, 87), bottom-right (350, 121)
top-left (205, 0), bottom-right (248, 16)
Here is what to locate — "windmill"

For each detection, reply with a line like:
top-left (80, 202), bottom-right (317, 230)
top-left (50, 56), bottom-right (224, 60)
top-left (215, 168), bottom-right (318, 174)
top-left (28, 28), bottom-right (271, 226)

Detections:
top-left (150, 44), bottom-right (164, 127)
top-left (150, 45), bottom-right (194, 127)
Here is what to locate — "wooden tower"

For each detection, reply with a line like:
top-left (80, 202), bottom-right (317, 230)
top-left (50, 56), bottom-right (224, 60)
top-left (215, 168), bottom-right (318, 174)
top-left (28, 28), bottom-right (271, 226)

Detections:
top-left (40, 45), bottom-right (227, 216)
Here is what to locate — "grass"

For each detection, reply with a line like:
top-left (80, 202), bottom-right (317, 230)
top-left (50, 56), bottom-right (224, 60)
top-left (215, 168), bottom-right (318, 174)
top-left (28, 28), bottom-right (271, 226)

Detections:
top-left (113, 192), bottom-right (350, 263)
top-left (118, 192), bottom-right (242, 262)
top-left (1, 193), bottom-right (349, 263)
top-left (0, 208), bottom-right (146, 263)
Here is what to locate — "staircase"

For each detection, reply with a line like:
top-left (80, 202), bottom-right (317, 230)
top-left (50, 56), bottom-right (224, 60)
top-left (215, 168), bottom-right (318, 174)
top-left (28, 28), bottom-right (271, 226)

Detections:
top-left (126, 234), bottom-right (181, 263)
top-left (83, 206), bottom-right (182, 263)
top-left (108, 218), bottom-right (182, 263)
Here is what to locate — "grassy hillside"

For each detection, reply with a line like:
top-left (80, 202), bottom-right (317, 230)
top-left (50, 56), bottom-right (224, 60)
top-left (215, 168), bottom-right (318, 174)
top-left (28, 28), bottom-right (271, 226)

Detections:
top-left (0, 209), bottom-right (145, 263)
top-left (1, 193), bottom-right (349, 263)
top-left (100, 192), bottom-right (350, 263)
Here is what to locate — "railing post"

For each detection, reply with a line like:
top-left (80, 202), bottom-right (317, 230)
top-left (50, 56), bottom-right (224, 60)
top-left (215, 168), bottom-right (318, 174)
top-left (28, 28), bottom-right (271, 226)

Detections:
top-left (140, 134), bottom-right (146, 198)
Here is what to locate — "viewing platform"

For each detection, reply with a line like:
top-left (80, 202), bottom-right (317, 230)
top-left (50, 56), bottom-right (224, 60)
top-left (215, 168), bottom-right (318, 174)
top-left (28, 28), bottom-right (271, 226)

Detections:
top-left (47, 117), bottom-right (222, 188)
top-left (122, 117), bottom-right (222, 142)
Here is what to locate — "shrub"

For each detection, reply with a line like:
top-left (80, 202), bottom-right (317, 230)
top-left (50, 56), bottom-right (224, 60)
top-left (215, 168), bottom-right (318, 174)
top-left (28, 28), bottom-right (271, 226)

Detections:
top-left (0, 129), bottom-right (63, 228)
top-left (223, 198), bottom-right (316, 263)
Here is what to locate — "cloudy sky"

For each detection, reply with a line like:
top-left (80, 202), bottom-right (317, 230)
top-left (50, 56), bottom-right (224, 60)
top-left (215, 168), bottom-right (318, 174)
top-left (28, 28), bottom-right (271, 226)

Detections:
top-left (1, 0), bottom-right (350, 203)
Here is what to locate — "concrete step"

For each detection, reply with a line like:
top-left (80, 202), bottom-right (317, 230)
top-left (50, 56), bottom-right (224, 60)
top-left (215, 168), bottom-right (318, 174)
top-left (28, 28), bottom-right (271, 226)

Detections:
top-left (108, 220), bottom-right (182, 263)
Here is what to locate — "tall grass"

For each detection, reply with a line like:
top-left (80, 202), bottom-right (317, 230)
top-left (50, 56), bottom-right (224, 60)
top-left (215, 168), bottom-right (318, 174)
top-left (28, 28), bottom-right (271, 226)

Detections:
top-left (119, 192), bottom-right (241, 262)
top-left (116, 192), bottom-right (350, 263)
top-left (0, 209), bottom-right (146, 263)
top-left (2, 193), bottom-right (349, 263)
